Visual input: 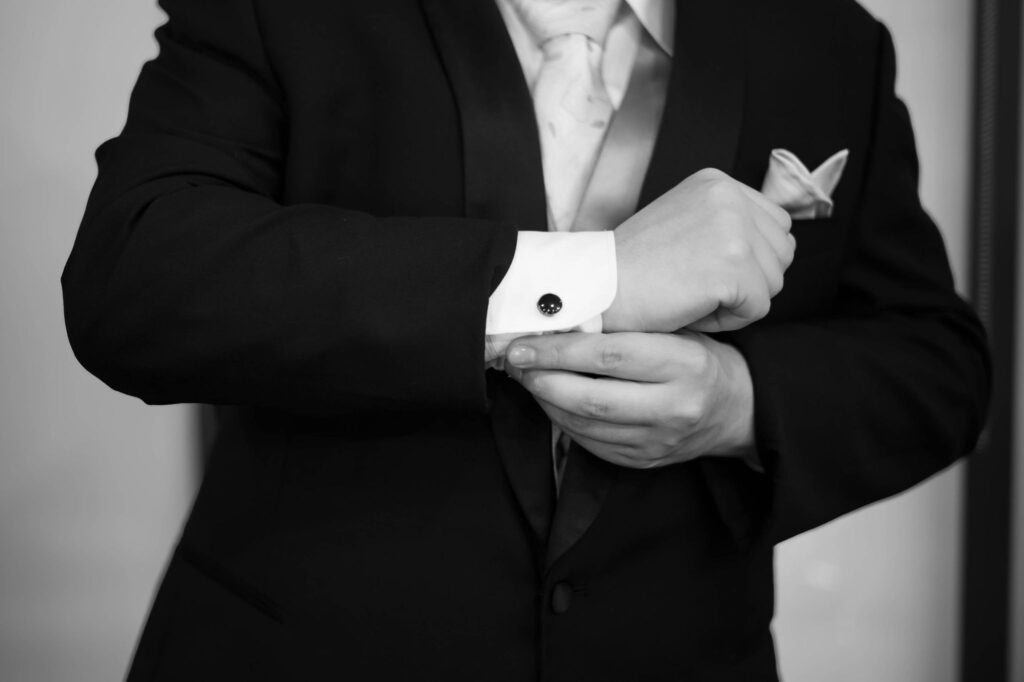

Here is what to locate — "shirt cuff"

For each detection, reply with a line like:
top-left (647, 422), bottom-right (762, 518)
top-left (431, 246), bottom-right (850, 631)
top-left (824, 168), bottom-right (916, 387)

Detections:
top-left (485, 231), bottom-right (617, 335)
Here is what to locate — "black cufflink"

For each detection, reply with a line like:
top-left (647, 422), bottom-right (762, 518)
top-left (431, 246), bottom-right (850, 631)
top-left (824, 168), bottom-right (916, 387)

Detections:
top-left (537, 293), bottom-right (562, 316)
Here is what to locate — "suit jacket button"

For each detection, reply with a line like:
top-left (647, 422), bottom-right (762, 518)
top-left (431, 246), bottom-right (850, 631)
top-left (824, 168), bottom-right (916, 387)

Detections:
top-left (537, 293), bottom-right (563, 316)
top-left (551, 582), bottom-right (573, 615)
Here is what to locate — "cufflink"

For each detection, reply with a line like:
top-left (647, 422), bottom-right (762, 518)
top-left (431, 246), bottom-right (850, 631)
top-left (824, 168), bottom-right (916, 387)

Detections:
top-left (537, 293), bottom-right (563, 316)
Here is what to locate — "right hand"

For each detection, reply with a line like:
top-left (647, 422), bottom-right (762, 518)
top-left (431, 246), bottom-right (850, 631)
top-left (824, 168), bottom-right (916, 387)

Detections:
top-left (603, 168), bottom-right (795, 333)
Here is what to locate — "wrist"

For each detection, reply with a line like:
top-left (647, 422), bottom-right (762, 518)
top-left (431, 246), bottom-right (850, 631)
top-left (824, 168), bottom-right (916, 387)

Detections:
top-left (601, 292), bottom-right (633, 333)
top-left (708, 339), bottom-right (757, 459)
top-left (603, 239), bottom-right (644, 333)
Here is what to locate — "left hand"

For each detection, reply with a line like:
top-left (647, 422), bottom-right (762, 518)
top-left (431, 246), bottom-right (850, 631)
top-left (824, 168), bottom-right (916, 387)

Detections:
top-left (505, 331), bottom-right (756, 469)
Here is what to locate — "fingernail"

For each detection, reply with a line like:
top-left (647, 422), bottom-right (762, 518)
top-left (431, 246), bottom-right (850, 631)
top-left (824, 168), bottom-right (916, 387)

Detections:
top-left (507, 345), bottom-right (536, 367)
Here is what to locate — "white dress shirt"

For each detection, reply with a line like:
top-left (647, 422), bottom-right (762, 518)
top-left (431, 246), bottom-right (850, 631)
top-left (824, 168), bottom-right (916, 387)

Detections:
top-left (485, 0), bottom-right (674, 362)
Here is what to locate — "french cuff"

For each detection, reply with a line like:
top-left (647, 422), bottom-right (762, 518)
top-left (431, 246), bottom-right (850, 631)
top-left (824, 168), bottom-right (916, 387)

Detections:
top-left (484, 231), bottom-right (617, 364)
top-left (486, 231), bottom-right (617, 334)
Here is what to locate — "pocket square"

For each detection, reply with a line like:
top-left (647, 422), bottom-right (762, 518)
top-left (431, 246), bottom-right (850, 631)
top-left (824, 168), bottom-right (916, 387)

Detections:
top-left (760, 148), bottom-right (849, 220)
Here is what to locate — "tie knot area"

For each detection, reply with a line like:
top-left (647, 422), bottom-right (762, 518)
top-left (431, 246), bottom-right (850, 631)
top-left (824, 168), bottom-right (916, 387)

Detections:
top-left (509, 0), bottom-right (622, 46)
top-left (538, 32), bottom-right (602, 64)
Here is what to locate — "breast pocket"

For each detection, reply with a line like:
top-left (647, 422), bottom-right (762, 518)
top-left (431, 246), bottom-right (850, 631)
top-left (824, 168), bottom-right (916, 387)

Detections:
top-left (791, 215), bottom-right (845, 260)
top-left (767, 216), bottom-right (847, 321)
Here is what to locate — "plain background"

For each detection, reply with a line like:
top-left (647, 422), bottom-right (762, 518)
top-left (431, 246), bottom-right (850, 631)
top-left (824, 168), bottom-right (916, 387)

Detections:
top-left (0, 1), bottom-right (1014, 681)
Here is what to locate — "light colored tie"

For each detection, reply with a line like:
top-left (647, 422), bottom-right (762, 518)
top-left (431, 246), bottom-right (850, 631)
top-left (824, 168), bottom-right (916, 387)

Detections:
top-left (510, 0), bottom-right (622, 489)
top-left (512, 0), bottom-right (622, 231)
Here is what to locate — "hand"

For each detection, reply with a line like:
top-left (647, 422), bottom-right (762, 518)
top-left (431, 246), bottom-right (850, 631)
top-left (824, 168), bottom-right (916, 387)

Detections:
top-left (604, 168), bottom-right (794, 334)
top-left (505, 331), bottom-right (756, 470)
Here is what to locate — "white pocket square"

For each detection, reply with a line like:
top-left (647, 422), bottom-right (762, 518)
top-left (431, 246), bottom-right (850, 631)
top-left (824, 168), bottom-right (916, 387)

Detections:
top-left (760, 148), bottom-right (849, 220)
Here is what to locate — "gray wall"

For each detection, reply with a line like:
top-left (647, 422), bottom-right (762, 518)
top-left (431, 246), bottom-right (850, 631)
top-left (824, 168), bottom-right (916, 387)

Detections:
top-left (0, 1), bottom-right (977, 681)
top-left (0, 3), bottom-right (191, 681)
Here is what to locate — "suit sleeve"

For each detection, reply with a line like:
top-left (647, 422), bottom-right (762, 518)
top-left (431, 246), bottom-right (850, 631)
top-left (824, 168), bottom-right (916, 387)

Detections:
top-left (61, 0), bottom-right (518, 416)
top-left (724, 24), bottom-right (991, 543)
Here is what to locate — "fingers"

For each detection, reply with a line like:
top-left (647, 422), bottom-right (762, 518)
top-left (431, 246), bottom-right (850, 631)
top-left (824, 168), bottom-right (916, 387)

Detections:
top-left (527, 378), bottom-right (663, 469)
top-left (507, 332), bottom-right (681, 382)
top-left (567, 433), bottom-right (652, 469)
top-left (516, 369), bottom-right (659, 425)
top-left (700, 262), bottom-right (772, 332)
top-left (752, 212), bottom-right (796, 275)
top-left (536, 399), bottom-right (648, 446)
top-left (687, 312), bottom-right (730, 333)
top-left (702, 182), bottom-right (795, 331)
top-left (736, 182), bottom-right (793, 232)
top-left (535, 400), bottom-right (664, 470)
top-left (737, 182), bottom-right (796, 275)
top-left (688, 299), bottom-right (765, 333)
top-left (740, 229), bottom-right (782, 299)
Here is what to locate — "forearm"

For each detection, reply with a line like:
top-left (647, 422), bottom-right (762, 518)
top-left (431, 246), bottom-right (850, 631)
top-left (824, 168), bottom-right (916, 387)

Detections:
top-left (713, 21), bottom-right (990, 542)
top-left (64, 148), bottom-right (517, 414)
top-left (63, 1), bottom-right (525, 416)
top-left (727, 303), bottom-right (989, 542)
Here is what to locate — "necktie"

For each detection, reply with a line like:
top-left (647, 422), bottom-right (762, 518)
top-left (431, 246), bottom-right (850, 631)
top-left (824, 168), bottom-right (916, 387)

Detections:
top-left (512, 0), bottom-right (622, 231)
top-left (510, 0), bottom-right (622, 488)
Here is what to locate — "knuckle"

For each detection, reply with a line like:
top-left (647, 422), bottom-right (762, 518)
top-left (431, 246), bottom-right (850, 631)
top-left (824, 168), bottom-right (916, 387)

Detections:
top-left (543, 343), bottom-right (561, 368)
top-left (708, 278), bottom-right (738, 306)
top-left (580, 396), bottom-right (610, 419)
top-left (597, 341), bottom-right (625, 371)
top-left (672, 398), bottom-right (704, 427)
top-left (722, 236), bottom-right (752, 263)
top-left (689, 343), bottom-right (713, 375)
top-left (706, 178), bottom-right (742, 205)
top-left (695, 167), bottom-right (727, 183)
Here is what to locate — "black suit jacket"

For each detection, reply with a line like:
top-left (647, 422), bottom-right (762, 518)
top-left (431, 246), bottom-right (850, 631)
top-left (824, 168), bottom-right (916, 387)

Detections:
top-left (62, 0), bottom-right (990, 680)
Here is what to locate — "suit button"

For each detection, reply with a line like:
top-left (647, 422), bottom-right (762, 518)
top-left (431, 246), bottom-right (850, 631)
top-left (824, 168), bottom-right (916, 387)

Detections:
top-left (550, 582), bottom-right (573, 615)
top-left (537, 293), bottom-right (563, 316)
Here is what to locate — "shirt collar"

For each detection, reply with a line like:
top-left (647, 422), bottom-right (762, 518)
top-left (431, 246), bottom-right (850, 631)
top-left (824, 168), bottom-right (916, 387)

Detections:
top-left (625, 0), bottom-right (674, 56)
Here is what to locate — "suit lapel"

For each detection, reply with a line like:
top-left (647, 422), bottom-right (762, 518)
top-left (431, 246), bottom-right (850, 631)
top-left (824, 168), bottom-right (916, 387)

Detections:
top-left (545, 442), bottom-right (616, 568)
top-left (488, 374), bottom-right (556, 544)
top-left (421, 0), bottom-right (555, 547)
top-left (419, 0), bottom-right (548, 228)
top-left (638, 0), bottom-right (746, 206)
top-left (545, 0), bottom-right (748, 570)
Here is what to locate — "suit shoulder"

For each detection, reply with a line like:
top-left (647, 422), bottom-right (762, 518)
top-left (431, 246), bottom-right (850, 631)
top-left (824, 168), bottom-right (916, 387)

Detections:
top-left (733, 0), bottom-right (892, 86)
top-left (735, 0), bottom-right (885, 47)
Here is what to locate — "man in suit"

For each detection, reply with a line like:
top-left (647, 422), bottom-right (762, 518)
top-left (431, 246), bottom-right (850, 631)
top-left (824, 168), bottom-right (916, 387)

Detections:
top-left (62, 0), bottom-right (989, 679)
